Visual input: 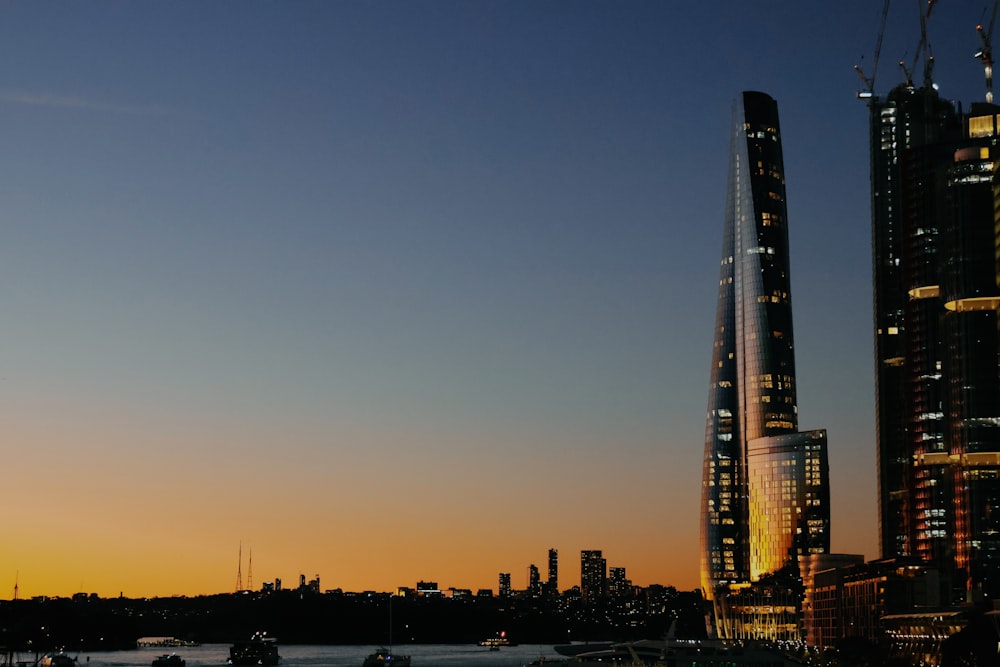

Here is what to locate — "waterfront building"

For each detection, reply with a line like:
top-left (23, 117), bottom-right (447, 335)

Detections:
top-left (548, 548), bottom-right (558, 592)
top-left (806, 557), bottom-right (941, 655)
top-left (865, 75), bottom-right (1000, 602)
top-left (699, 91), bottom-right (831, 639)
top-left (882, 608), bottom-right (997, 666)
top-left (800, 553), bottom-right (865, 648)
top-left (713, 576), bottom-right (801, 641)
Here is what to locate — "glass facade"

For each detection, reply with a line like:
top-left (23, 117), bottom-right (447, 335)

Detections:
top-left (867, 84), bottom-right (962, 564)
top-left (700, 92), bottom-right (831, 620)
top-left (941, 125), bottom-right (1000, 598)
top-left (747, 430), bottom-right (830, 580)
top-left (867, 83), bottom-right (1000, 600)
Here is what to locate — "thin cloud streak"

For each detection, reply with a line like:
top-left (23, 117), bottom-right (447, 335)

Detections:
top-left (0, 90), bottom-right (172, 115)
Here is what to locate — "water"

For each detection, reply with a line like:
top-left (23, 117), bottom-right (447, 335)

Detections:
top-left (76, 644), bottom-right (563, 667)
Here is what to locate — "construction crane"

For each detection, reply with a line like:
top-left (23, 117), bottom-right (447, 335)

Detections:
top-left (976, 0), bottom-right (999, 103)
top-left (899, 0), bottom-right (938, 87)
top-left (855, 0), bottom-right (892, 99)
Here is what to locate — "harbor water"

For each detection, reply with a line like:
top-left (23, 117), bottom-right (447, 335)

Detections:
top-left (75, 644), bottom-right (564, 667)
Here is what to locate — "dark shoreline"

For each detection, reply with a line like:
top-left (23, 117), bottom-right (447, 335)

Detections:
top-left (0, 588), bottom-right (705, 651)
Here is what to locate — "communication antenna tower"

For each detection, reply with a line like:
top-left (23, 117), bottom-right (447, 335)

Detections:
top-left (13, 571), bottom-right (18, 601)
top-left (247, 547), bottom-right (253, 592)
top-left (236, 542), bottom-right (243, 593)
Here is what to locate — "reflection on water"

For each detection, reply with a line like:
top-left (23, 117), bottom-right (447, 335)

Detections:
top-left (77, 644), bottom-right (563, 667)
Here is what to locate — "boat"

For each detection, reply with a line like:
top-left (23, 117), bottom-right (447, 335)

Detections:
top-left (228, 632), bottom-right (280, 666)
top-left (152, 655), bottom-right (185, 667)
top-left (363, 595), bottom-right (410, 667)
top-left (362, 648), bottom-right (410, 667)
top-left (37, 655), bottom-right (75, 667)
top-left (479, 630), bottom-right (515, 649)
top-left (137, 638), bottom-right (200, 648)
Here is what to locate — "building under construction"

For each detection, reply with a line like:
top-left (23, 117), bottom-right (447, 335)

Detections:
top-left (860, 0), bottom-right (1000, 606)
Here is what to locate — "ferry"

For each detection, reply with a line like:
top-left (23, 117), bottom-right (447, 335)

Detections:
top-left (478, 630), bottom-right (515, 648)
top-left (228, 632), bottom-right (280, 666)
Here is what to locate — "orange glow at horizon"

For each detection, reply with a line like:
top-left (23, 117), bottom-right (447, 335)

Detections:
top-left (2, 403), bottom-right (878, 600)
top-left (4, 412), bottom-right (712, 599)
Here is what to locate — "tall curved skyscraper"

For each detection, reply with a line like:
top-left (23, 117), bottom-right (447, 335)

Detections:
top-left (700, 92), bottom-right (830, 605)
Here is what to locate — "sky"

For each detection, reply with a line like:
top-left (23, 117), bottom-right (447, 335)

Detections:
top-left (0, 1), bottom-right (994, 599)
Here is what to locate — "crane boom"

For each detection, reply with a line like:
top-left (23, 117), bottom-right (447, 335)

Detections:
top-left (856, 0), bottom-right (891, 99)
top-left (976, 0), bottom-right (999, 103)
top-left (902, 0), bottom-right (936, 87)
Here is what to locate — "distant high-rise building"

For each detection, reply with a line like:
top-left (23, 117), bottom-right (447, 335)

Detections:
top-left (608, 566), bottom-right (630, 599)
top-left (416, 580), bottom-right (439, 594)
top-left (865, 76), bottom-right (1000, 601)
top-left (699, 91), bottom-right (831, 618)
top-left (547, 548), bottom-right (558, 591)
top-left (580, 550), bottom-right (606, 604)
top-left (498, 572), bottom-right (511, 598)
top-left (527, 564), bottom-right (541, 597)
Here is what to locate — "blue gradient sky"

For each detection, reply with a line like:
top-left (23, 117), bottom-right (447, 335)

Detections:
top-left (0, 1), bottom-right (989, 597)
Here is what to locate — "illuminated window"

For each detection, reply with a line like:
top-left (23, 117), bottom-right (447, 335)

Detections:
top-left (968, 115), bottom-right (995, 137)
